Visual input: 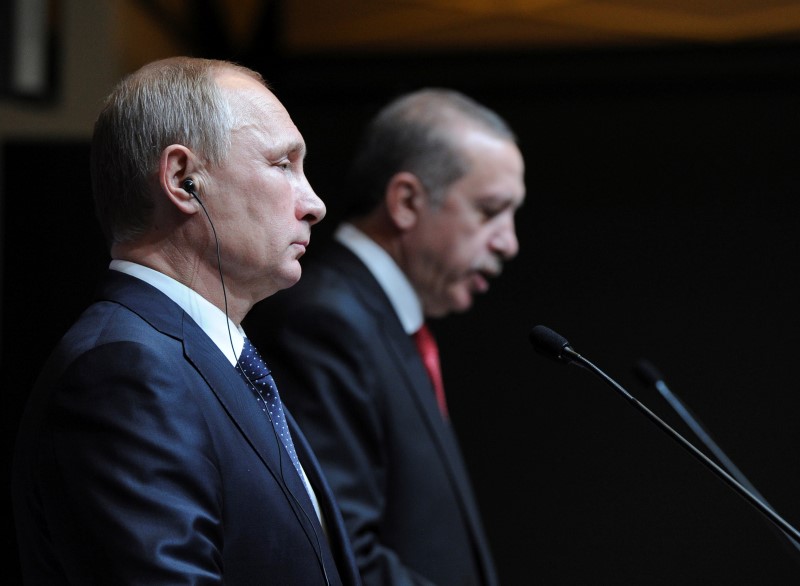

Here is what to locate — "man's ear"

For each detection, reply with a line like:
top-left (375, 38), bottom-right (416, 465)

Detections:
top-left (385, 172), bottom-right (426, 230)
top-left (159, 145), bottom-right (201, 215)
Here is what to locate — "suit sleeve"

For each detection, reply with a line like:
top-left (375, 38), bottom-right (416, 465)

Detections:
top-left (39, 339), bottom-right (225, 584)
top-left (266, 301), bottom-right (438, 586)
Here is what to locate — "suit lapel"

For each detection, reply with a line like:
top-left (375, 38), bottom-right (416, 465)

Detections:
top-left (287, 410), bottom-right (361, 586)
top-left (181, 311), bottom-right (336, 566)
top-left (326, 247), bottom-right (496, 582)
top-left (381, 305), bottom-right (497, 583)
top-left (98, 271), bottom-right (332, 575)
top-left (326, 248), bottom-right (464, 468)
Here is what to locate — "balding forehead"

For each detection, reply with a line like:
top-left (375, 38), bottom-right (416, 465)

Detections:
top-left (223, 79), bottom-right (292, 127)
top-left (215, 70), bottom-right (307, 157)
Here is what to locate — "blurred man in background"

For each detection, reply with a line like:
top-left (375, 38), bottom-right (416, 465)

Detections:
top-left (246, 88), bottom-right (525, 585)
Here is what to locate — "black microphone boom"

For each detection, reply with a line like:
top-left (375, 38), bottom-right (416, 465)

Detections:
top-left (634, 358), bottom-right (800, 560)
top-left (529, 325), bottom-right (800, 544)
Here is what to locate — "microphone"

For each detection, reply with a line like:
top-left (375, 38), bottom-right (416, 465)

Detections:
top-left (529, 325), bottom-right (579, 364)
top-left (634, 359), bottom-right (800, 559)
top-left (529, 325), bottom-right (800, 544)
top-left (634, 359), bottom-right (758, 495)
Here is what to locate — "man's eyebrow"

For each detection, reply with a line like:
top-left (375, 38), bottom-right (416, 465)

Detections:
top-left (267, 138), bottom-right (306, 161)
top-left (286, 139), bottom-right (307, 158)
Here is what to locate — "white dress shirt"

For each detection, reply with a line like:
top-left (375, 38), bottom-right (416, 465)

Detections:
top-left (334, 223), bottom-right (423, 335)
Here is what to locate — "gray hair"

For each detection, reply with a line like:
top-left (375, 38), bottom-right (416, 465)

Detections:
top-left (343, 88), bottom-right (516, 218)
top-left (90, 56), bottom-right (266, 245)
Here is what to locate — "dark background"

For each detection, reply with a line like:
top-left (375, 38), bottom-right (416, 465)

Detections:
top-left (4, 43), bottom-right (800, 583)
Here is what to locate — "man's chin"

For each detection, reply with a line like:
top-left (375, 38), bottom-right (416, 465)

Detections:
top-left (424, 287), bottom-right (476, 317)
top-left (446, 292), bottom-right (475, 315)
top-left (272, 267), bottom-right (303, 293)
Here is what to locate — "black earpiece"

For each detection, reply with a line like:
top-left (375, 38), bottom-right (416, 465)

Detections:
top-left (183, 178), bottom-right (197, 197)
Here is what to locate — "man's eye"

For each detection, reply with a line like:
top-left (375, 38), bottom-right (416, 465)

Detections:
top-left (480, 206), bottom-right (501, 219)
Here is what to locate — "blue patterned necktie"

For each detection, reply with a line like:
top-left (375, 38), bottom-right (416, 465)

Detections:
top-left (237, 338), bottom-right (306, 483)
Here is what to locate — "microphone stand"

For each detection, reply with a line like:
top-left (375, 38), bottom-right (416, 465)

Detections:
top-left (561, 346), bottom-right (800, 544)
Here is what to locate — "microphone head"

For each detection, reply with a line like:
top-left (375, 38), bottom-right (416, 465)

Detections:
top-left (634, 359), bottom-right (664, 386)
top-left (529, 325), bottom-right (576, 363)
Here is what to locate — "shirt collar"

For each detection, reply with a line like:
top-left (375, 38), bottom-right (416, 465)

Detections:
top-left (109, 259), bottom-right (244, 365)
top-left (335, 223), bottom-right (423, 335)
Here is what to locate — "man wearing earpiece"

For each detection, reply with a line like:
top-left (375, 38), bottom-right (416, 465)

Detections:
top-left (246, 89), bottom-right (526, 585)
top-left (12, 57), bottom-right (361, 585)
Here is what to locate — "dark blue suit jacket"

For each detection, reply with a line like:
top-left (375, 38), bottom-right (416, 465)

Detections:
top-left (12, 270), bottom-right (361, 585)
top-left (246, 243), bottom-right (499, 586)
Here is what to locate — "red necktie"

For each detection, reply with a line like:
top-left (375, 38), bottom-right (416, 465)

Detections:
top-left (412, 323), bottom-right (449, 419)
